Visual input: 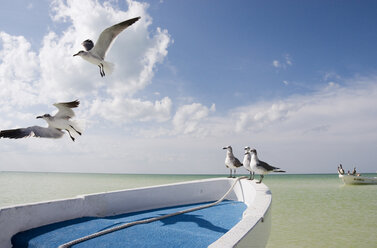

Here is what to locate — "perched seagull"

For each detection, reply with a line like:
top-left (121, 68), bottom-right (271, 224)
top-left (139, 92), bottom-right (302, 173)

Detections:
top-left (243, 146), bottom-right (254, 180)
top-left (0, 100), bottom-right (82, 142)
top-left (223, 146), bottom-right (243, 178)
top-left (73, 16), bottom-right (141, 77)
top-left (249, 148), bottom-right (285, 183)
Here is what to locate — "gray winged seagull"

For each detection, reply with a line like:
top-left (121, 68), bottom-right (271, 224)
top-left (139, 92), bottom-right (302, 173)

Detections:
top-left (223, 146), bottom-right (243, 178)
top-left (73, 16), bottom-right (141, 77)
top-left (245, 147), bottom-right (285, 183)
top-left (0, 100), bottom-right (82, 142)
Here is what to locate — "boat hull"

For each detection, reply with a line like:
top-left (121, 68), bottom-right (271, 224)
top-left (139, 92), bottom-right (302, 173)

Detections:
top-left (0, 178), bottom-right (271, 248)
top-left (339, 174), bottom-right (377, 185)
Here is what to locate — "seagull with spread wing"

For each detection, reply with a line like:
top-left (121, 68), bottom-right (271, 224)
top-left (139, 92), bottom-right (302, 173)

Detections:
top-left (0, 100), bottom-right (82, 142)
top-left (73, 16), bottom-right (141, 77)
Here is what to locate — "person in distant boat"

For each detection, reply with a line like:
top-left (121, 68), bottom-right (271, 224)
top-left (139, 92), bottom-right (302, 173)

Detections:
top-left (338, 164), bottom-right (344, 175)
top-left (352, 167), bottom-right (357, 176)
top-left (347, 170), bottom-right (351, 175)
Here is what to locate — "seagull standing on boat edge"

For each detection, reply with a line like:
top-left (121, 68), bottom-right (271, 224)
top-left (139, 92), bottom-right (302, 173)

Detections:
top-left (249, 148), bottom-right (285, 183)
top-left (223, 146), bottom-right (243, 178)
top-left (73, 16), bottom-right (141, 77)
top-left (0, 100), bottom-right (82, 142)
top-left (243, 146), bottom-right (255, 180)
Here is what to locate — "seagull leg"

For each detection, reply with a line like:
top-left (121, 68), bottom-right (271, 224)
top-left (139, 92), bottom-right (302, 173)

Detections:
top-left (100, 63), bottom-right (105, 77)
top-left (257, 175), bottom-right (264, 184)
top-left (228, 169), bottom-right (232, 178)
top-left (66, 130), bottom-right (75, 142)
top-left (248, 171), bottom-right (253, 180)
top-left (98, 65), bottom-right (104, 77)
top-left (98, 65), bottom-right (102, 76)
top-left (252, 172), bottom-right (255, 180)
top-left (70, 125), bottom-right (82, 135)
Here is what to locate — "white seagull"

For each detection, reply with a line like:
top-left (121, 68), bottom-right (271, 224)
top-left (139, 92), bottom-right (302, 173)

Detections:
top-left (0, 100), bottom-right (82, 142)
top-left (223, 145), bottom-right (243, 178)
top-left (73, 16), bottom-right (141, 77)
top-left (243, 146), bottom-right (255, 180)
top-left (248, 148), bottom-right (285, 183)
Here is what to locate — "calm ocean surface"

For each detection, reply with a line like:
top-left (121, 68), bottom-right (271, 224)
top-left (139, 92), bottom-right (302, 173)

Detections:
top-left (1, 172), bottom-right (376, 247)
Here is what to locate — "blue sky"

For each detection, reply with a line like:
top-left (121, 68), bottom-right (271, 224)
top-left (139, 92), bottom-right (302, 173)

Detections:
top-left (1, 0), bottom-right (377, 174)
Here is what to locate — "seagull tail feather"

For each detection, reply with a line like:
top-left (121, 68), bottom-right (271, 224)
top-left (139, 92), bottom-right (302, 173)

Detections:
top-left (103, 61), bottom-right (114, 75)
top-left (273, 169), bottom-right (286, 173)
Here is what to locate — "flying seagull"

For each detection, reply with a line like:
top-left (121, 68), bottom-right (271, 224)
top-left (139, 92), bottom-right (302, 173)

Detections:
top-left (73, 16), bottom-right (141, 77)
top-left (223, 146), bottom-right (243, 178)
top-left (248, 148), bottom-right (285, 183)
top-left (0, 100), bottom-right (82, 142)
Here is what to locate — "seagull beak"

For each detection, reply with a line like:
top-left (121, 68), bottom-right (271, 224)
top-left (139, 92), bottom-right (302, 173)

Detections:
top-left (73, 52), bottom-right (79, 57)
top-left (222, 147), bottom-right (227, 149)
top-left (36, 116), bottom-right (42, 119)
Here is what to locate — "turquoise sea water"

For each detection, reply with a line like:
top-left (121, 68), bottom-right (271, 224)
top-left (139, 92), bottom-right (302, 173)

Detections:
top-left (1, 172), bottom-right (376, 247)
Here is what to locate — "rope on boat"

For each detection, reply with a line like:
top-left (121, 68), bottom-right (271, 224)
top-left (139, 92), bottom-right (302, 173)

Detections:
top-left (58, 176), bottom-right (247, 248)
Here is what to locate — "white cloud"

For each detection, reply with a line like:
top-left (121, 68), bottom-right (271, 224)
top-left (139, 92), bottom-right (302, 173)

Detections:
top-left (90, 96), bottom-right (172, 124)
top-left (272, 60), bottom-right (281, 68)
top-left (0, 32), bottom-right (39, 106)
top-left (173, 103), bottom-right (215, 135)
top-left (233, 78), bottom-right (377, 138)
top-left (273, 53), bottom-right (292, 69)
top-left (0, 0), bottom-right (172, 126)
top-left (235, 101), bottom-right (302, 132)
top-left (323, 71), bottom-right (341, 82)
top-left (285, 54), bottom-right (292, 66)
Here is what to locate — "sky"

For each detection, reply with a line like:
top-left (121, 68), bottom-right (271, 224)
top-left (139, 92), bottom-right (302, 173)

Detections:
top-left (1, 0), bottom-right (377, 174)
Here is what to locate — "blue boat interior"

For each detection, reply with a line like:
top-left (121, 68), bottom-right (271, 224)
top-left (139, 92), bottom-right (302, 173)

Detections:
top-left (12, 200), bottom-right (247, 248)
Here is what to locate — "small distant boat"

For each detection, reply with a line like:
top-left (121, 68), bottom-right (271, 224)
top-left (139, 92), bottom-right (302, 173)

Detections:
top-left (0, 178), bottom-right (272, 248)
top-left (338, 174), bottom-right (377, 185)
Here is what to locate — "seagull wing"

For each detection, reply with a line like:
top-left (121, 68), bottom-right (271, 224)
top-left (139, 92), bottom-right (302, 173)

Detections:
top-left (53, 100), bottom-right (80, 119)
top-left (257, 160), bottom-right (278, 171)
top-left (0, 126), bottom-right (64, 139)
top-left (234, 157), bottom-right (243, 168)
top-left (91, 16), bottom-right (141, 59)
